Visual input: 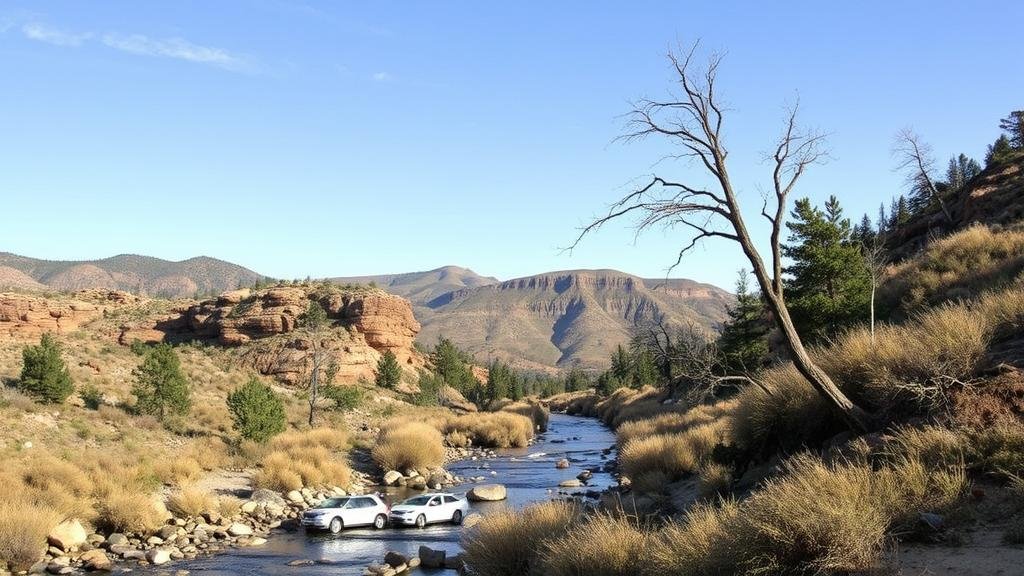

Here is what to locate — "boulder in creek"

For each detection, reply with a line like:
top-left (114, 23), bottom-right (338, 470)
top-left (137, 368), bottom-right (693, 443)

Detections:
top-left (285, 490), bottom-right (305, 504)
top-left (418, 545), bottom-right (446, 569)
top-left (47, 519), bottom-right (87, 551)
top-left (146, 549), bottom-right (172, 565)
top-left (467, 484), bottom-right (507, 502)
top-left (227, 523), bottom-right (253, 537)
top-left (250, 489), bottom-right (287, 507)
top-left (559, 479), bottom-right (583, 488)
top-left (382, 470), bottom-right (403, 486)
top-left (383, 551), bottom-right (409, 568)
top-left (79, 549), bottom-right (112, 572)
top-left (556, 458), bottom-right (570, 469)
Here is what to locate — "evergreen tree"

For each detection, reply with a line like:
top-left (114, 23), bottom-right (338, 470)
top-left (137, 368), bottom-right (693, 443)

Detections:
top-left (564, 366), bottom-right (590, 392)
top-left (596, 371), bottom-right (625, 396)
top-left (783, 196), bottom-right (871, 342)
top-left (999, 110), bottom-right (1024, 149)
top-left (227, 376), bottom-right (286, 443)
top-left (19, 333), bottom-right (74, 404)
top-left (430, 338), bottom-right (479, 394)
top-left (132, 344), bottom-right (191, 419)
top-left (987, 134), bottom-right (1015, 166)
top-left (375, 350), bottom-right (402, 389)
top-left (485, 359), bottom-right (512, 401)
top-left (609, 344), bottom-right (632, 382)
top-left (943, 153), bottom-right (982, 192)
top-left (630, 349), bottom-right (660, 388)
top-left (877, 203), bottom-right (888, 236)
top-left (716, 270), bottom-right (769, 372)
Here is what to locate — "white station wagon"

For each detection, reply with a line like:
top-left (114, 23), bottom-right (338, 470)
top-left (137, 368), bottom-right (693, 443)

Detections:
top-left (389, 493), bottom-right (470, 528)
top-left (301, 495), bottom-right (390, 533)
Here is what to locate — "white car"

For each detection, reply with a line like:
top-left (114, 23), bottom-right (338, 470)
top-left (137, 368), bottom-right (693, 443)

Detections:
top-left (389, 493), bottom-right (470, 528)
top-left (301, 494), bottom-right (390, 533)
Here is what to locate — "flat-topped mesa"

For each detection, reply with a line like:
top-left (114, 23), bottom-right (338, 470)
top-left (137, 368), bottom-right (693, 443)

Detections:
top-left (118, 284), bottom-right (423, 384)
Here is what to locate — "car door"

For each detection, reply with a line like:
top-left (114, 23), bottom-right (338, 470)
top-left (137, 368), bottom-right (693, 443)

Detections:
top-left (426, 496), bottom-right (445, 523)
top-left (355, 497), bottom-right (376, 526)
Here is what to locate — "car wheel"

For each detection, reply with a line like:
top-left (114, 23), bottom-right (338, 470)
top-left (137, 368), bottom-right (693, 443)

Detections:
top-left (452, 510), bottom-right (463, 525)
top-left (374, 514), bottom-right (387, 529)
top-left (329, 517), bottom-right (343, 534)
top-left (415, 514), bottom-right (426, 528)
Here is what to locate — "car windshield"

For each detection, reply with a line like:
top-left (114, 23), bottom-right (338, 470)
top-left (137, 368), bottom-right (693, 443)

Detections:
top-left (317, 497), bottom-right (350, 508)
top-left (401, 496), bottom-right (433, 506)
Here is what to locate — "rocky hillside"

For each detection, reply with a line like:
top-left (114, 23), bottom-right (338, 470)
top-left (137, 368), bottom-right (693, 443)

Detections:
top-left (330, 265), bottom-right (499, 305)
top-left (0, 284), bottom-right (425, 386)
top-left (887, 150), bottom-right (1024, 259)
top-left (415, 270), bottom-right (732, 371)
top-left (0, 253), bottom-right (265, 298)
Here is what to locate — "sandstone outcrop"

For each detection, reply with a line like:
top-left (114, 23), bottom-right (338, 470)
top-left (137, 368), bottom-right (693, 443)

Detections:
top-left (117, 285), bottom-right (423, 384)
top-left (0, 292), bottom-right (112, 338)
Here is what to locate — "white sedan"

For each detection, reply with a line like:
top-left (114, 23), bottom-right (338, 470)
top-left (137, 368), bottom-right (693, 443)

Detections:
top-left (301, 495), bottom-right (390, 533)
top-left (389, 493), bottom-right (470, 528)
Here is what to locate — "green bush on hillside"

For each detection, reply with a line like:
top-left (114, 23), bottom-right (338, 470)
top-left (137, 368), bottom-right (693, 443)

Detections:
top-left (132, 344), bottom-right (191, 420)
top-left (227, 376), bottom-right (286, 443)
top-left (18, 333), bottom-right (74, 404)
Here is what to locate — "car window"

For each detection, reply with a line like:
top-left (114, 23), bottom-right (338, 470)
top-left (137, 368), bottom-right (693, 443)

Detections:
top-left (320, 497), bottom-right (350, 508)
top-left (358, 498), bottom-right (375, 508)
top-left (403, 496), bottom-right (432, 506)
top-left (443, 496), bottom-right (457, 504)
top-left (428, 497), bottom-right (441, 506)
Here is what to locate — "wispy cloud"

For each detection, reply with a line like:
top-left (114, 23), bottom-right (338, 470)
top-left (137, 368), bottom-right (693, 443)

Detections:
top-left (22, 22), bottom-right (91, 46)
top-left (101, 33), bottom-right (254, 73)
top-left (372, 71), bottom-right (393, 82)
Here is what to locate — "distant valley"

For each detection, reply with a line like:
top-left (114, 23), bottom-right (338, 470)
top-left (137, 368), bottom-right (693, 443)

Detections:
top-left (0, 254), bottom-right (731, 371)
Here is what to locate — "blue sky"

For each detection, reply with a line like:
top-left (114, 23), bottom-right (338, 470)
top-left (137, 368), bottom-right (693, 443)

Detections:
top-left (2, 1), bottom-right (1021, 290)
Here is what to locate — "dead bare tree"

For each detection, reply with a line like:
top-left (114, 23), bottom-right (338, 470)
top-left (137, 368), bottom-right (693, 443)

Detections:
top-left (892, 128), bottom-right (954, 222)
top-left (570, 42), bottom-right (871, 431)
top-left (861, 240), bottom-right (889, 345)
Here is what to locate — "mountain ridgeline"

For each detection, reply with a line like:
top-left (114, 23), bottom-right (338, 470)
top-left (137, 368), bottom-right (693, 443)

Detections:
top-left (0, 253), bottom-right (265, 298)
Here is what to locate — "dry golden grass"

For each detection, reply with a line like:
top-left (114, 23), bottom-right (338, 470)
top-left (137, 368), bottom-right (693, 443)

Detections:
top-left (697, 463), bottom-right (733, 499)
top-left (539, 513), bottom-right (650, 576)
top-left (619, 421), bottom-right (726, 485)
top-left (251, 426), bottom-right (353, 491)
top-left (462, 500), bottom-right (581, 576)
top-left (371, 421), bottom-right (445, 471)
top-left (217, 495), bottom-right (243, 518)
top-left (500, 400), bottom-right (550, 432)
top-left (649, 500), bottom-right (740, 576)
top-left (616, 400), bottom-right (737, 447)
top-left (153, 457), bottom-right (203, 486)
top-left (167, 486), bottom-right (216, 518)
top-left (881, 225), bottom-right (1024, 315)
top-left (436, 412), bottom-right (535, 448)
top-left (0, 500), bottom-right (61, 571)
top-left (96, 487), bottom-right (166, 534)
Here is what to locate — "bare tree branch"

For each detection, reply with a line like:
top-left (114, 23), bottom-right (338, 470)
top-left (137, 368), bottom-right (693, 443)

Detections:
top-left (892, 128), bottom-right (953, 222)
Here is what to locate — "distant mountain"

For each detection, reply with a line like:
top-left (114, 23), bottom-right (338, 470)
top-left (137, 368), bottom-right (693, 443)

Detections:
top-left (329, 265), bottom-right (499, 305)
top-left (411, 269), bottom-right (732, 372)
top-left (0, 253), bottom-right (264, 298)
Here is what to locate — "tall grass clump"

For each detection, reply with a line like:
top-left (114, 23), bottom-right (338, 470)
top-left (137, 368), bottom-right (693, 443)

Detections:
top-left (462, 501), bottom-right (580, 576)
top-left (437, 412), bottom-right (535, 448)
top-left (371, 421), bottom-right (445, 471)
top-left (619, 421), bottom-right (727, 487)
top-left (95, 488), bottom-right (166, 535)
top-left (253, 427), bottom-right (352, 491)
top-left (539, 513), bottom-right (650, 576)
top-left (500, 400), bottom-right (550, 432)
top-left (0, 500), bottom-right (61, 571)
top-left (649, 500), bottom-right (740, 576)
top-left (167, 486), bottom-right (217, 518)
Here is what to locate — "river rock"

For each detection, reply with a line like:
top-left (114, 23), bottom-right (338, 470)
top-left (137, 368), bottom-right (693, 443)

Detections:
top-left (444, 553), bottom-right (465, 571)
top-left (251, 489), bottom-right (287, 506)
top-left (462, 512), bottom-right (484, 529)
top-left (556, 458), bottom-right (570, 469)
top-left (407, 476), bottom-right (427, 490)
top-left (382, 470), bottom-right (403, 486)
top-left (227, 523), bottom-right (253, 537)
top-left (79, 549), bottom-right (112, 571)
top-left (47, 519), bottom-right (87, 551)
top-left (559, 479), bottom-right (583, 488)
top-left (577, 470), bottom-right (593, 482)
top-left (157, 525), bottom-right (180, 540)
top-left (467, 484), bottom-right (507, 501)
top-left (105, 533), bottom-right (128, 547)
top-left (285, 490), bottom-right (305, 504)
top-left (241, 501), bottom-right (259, 514)
top-left (146, 549), bottom-right (171, 565)
top-left (383, 551), bottom-right (408, 568)
top-left (418, 546), bottom-right (446, 569)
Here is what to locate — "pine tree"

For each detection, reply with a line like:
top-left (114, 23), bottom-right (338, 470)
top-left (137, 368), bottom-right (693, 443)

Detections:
top-left (999, 110), bottom-right (1024, 149)
top-left (631, 349), bottom-right (660, 388)
top-left (987, 134), bottom-right (1015, 166)
top-left (564, 366), bottom-right (590, 392)
top-left (227, 376), bottom-right (286, 443)
top-left (19, 333), bottom-right (74, 404)
top-left (609, 344), bottom-right (632, 382)
top-left (717, 270), bottom-right (769, 372)
top-left (132, 344), bottom-right (191, 419)
top-left (430, 338), bottom-right (479, 394)
top-left (783, 196), bottom-right (871, 342)
top-left (877, 203), bottom-right (888, 236)
top-left (485, 359), bottom-right (511, 401)
top-left (375, 350), bottom-right (403, 389)
top-left (944, 153), bottom-right (982, 192)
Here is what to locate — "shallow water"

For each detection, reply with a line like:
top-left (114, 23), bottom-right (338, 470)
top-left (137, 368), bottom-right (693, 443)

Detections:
top-left (148, 413), bottom-right (615, 575)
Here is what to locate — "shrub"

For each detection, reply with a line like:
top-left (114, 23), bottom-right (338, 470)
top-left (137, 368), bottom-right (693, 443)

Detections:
top-left (619, 423), bottom-right (724, 483)
top-left (437, 412), bottom-right (535, 448)
top-left (132, 344), bottom-right (191, 420)
top-left (375, 350), bottom-right (402, 389)
top-left (371, 421), bottom-right (445, 471)
top-left (253, 428), bottom-right (352, 491)
top-left (227, 377), bottom-right (286, 443)
top-left (18, 333), bottom-right (73, 404)
top-left (79, 384), bottom-right (103, 410)
top-left (697, 463), bottom-right (733, 499)
top-left (462, 501), bottom-right (580, 576)
top-left (322, 384), bottom-right (362, 411)
top-left (501, 400), bottom-right (550, 432)
top-left (539, 513), bottom-right (650, 576)
top-left (0, 500), bottom-right (61, 571)
top-left (649, 500), bottom-right (740, 576)
top-left (152, 457), bottom-right (203, 486)
top-left (96, 488), bottom-right (165, 534)
top-left (167, 487), bottom-right (216, 517)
